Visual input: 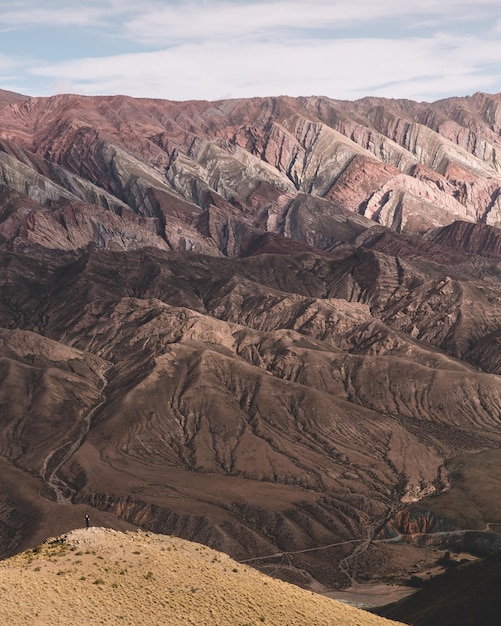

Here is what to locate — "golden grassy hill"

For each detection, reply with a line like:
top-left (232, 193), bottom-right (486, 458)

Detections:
top-left (0, 527), bottom-right (404, 625)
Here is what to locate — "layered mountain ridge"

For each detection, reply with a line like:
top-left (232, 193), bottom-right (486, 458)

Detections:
top-left (1, 89), bottom-right (501, 592)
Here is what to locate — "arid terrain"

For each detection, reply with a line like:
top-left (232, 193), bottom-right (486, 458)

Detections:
top-left (0, 526), bottom-right (404, 625)
top-left (1, 88), bottom-right (501, 611)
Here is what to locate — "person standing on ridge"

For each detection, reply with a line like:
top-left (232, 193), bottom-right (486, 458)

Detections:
top-left (85, 514), bottom-right (90, 528)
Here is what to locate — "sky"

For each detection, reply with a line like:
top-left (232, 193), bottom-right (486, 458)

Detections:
top-left (1, 0), bottom-right (501, 103)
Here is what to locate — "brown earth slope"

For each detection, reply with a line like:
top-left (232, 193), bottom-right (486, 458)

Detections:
top-left (0, 91), bottom-right (501, 598)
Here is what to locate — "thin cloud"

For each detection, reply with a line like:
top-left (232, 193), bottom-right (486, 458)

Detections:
top-left (30, 33), bottom-right (501, 102)
top-left (2, 8), bottom-right (104, 29)
top-left (124, 0), bottom-right (501, 45)
top-left (3, 0), bottom-right (501, 36)
top-left (0, 53), bottom-right (24, 84)
top-left (0, 54), bottom-right (17, 69)
top-left (0, 0), bottom-right (137, 29)
top-left (3, 0), bottom-right (501, 101)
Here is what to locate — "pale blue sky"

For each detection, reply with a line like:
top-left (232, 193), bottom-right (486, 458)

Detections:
top-left (1, 0), bottom-right (501, 102)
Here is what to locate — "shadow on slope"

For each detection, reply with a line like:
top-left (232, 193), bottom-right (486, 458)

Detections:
top-left (376, 552), bottom-right (501, 626)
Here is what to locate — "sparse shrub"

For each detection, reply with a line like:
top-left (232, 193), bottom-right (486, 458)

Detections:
top-left (407, 575), bottom-right (427, 588)
top-left (437, 551), bottom-right (460, 568)
top-left (259, 616), bottom-right (266, 623)
top-left (437, 551), bottom-right (451, 566)
top-left (93, 578), bottom-right (105, 585)
top-left (34, 566), bottom-right (41, 572)
top-left (112, 582), bottom-right (119, 588)
top-left (33, 545), bottom-right (42, 554)
top-left (144, 571), bottom-right (154, 580)
top-left (232, 568), bottom-right (238, 573)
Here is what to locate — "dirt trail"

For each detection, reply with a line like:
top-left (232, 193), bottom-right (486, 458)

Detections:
top-left (42, 363), bottom-right (112, 503)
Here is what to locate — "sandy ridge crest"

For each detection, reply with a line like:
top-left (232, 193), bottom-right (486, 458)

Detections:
top-left (0, 527), bottom-right (404, 625)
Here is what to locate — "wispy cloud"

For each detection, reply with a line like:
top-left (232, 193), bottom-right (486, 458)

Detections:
top-left (123, 0), bottom-right (501, 45)
top-left (0, 3), bottom-right (107, 29)
top-left (30, 32), bottom-right (501, 102)
top-left (2, 0), bottom-right (501, 102)
top-left (0, 53), bottom-right (24, 82)
top-left (0, 0), bottom-right (142, 32)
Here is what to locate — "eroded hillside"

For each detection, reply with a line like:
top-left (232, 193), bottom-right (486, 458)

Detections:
top-left (0, 91), bottom-right (501, 590)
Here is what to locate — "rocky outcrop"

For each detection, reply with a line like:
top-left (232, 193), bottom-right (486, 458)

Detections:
top-left (385, 509), bottom-right (458, 537)
top-left (428, 220), bottom-right (501, 258)
top-left (0, 189), bottom-right (170, 252)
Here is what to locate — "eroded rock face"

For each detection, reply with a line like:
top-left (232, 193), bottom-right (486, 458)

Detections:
top-left (2, 91), bottom-right (501, 254)
top-left (1, 91), bottom-right (501, 588)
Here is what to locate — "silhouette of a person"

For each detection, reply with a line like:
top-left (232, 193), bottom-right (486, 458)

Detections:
top-left (85, 514), bottom-right (90, 529)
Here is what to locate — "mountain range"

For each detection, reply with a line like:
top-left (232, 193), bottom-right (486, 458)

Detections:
top-left (1, 87), bottom-right (501, 604)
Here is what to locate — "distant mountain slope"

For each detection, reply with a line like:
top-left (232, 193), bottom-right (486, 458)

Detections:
top-left (0, 90), bottom-right (501, 595)
top-left (0, 89), bottom-right (28, 109)
top-left (1, 91), bottom-right (501, 258)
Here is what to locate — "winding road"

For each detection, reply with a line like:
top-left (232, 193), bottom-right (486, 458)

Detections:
top-left (239, 513), bottom-right (501, 583)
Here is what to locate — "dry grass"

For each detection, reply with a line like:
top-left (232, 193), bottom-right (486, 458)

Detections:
top-left (0, 527), bottom-right (404, 625)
